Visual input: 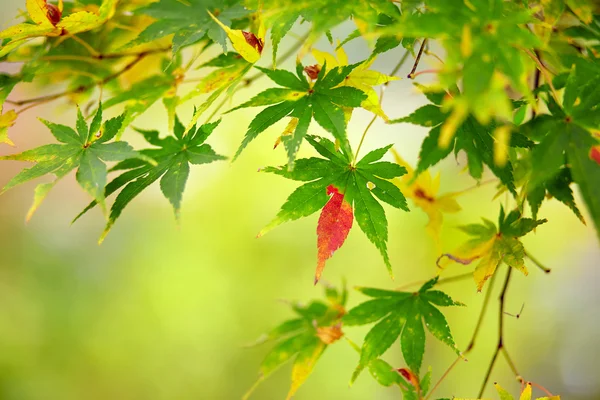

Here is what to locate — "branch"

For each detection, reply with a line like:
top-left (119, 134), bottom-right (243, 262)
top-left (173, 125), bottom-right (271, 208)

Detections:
top-left (6, 47), bottom-right (171, 110)
top-left (477, 267), bottom-right (523, 398)
top-left (408, 39), bottom-right (428, 79)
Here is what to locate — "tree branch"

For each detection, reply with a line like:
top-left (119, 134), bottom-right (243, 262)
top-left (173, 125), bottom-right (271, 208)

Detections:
top-left (477, 267), bottom-right (522, 398)
top-left (408, 39), bottom-right (428, 79)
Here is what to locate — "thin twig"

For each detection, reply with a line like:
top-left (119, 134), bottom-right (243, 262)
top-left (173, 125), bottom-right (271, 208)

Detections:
top-left (477, 267), bottom-right (522, 398)
top-left (408, 39), bottom-right (428, 79)
top-left (424, 356), bottom-right (461, 400)
top-left (7, 52), bottom-right (149, 108)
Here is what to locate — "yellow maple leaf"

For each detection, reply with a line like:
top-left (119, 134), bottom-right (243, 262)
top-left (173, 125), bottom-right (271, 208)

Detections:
top-left (0, 0), bottom-right (117, 58)
top-left (391, 149), bottom-right (461, 251)
top-left (494, 382), bottom-right (560, 400)
top-left (208, 11), bottom-right (265, 64)
top-left (0, 109), bottom-right (18, 146)
top-left (312, 45), bottom-right (398, 121)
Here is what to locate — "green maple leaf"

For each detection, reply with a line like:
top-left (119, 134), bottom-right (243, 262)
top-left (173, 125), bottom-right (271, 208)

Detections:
top-left (73, 114), bottom-right (226, 242)
top-left (259, 135), bottom-right (408, 278)
top-left (524, 62), bottom-right (600, 240)
top-left (391, 85), bottom-right (532, 195)
top-left (244, 284), bottom-right (347, 400)
top-left (344, 277), bottom-right (463, 379)
top-left (440, 207), bottom-right (547, 291)
top-left (0, 104), bottom-right (145, 220)
top-left (128, 0), bottom-right (250, 54)
top-left (231, 62), bottom-right (367, 167)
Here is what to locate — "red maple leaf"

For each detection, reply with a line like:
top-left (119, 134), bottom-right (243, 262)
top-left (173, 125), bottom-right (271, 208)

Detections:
top-left (315, 185), bottom-right (353, 284)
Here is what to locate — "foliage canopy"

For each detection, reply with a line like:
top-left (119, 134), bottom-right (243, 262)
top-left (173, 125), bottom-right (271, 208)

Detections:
top-left (1, 0), bottom-right (599, 399)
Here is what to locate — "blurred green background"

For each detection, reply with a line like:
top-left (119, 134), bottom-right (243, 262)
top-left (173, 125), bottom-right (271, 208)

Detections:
top-left (1, 2), bottom-right (599, 399)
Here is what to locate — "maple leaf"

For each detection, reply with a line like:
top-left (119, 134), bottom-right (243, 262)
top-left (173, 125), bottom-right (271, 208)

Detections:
top-left (73, 114), bottom-right (226, 242)
top-left (243, 283), bottom-right (347, 400)
top-left (439, 207), bottom-right (547, 291)
top-left (316, 185), bottom-right (353, 284)
top-left (260, 135), bottom-right (408, 280)
top-left (344, 277), bottom-right (463, 379)
top-left (312, 45), bottom-right (398, 121)
top-left (126, 0), bottom-right (250, 55)
top-left (390, 84), bottom-right (534, 196)
top-left (0, 0), bottom-right (118, 58)
top-left (0, 104), bottom-right (146, 221)
top-left (521, 62), bottom-right (600, 241)
top-left (492, 382), bottom-right (561, 400)
top-left (391, 149), bottom-right (461, 251)
top-left (230, 62), bottom-right (367, 167)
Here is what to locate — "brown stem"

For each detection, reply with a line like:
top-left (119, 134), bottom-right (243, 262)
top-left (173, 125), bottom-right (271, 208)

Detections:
top-left (477, 267), bottom-right (521, 398)
top-left (408, 39), bottom-right (428, 79)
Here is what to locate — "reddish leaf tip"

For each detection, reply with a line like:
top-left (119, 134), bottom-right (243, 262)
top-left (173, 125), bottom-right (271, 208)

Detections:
top-left (590, 145), bottom-right (600, 165)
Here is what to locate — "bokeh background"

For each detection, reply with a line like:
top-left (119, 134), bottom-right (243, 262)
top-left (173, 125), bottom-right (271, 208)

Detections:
top-left (1, 2), bottom-right (599, 399)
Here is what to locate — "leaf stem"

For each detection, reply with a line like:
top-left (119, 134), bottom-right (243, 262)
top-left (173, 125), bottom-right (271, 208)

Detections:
top-left (395, 272), bottom-right (472, 291)
top-left (353, 49), bottom-right (411, 161)
top-left (524, 250), bottom-right (551, 273)
top-left (522, 48), bottom-right (560, 105)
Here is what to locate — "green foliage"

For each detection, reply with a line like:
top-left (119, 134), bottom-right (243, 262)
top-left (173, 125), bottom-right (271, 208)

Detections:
top-left (231, 62), bottom-right (366, 166)
top-left (244, 283), bottom-right (347, 399)
top-left (0, 104), bottom-right (145, 219)
top-left (345, 277), bottom-right (463, 378)
top-left (0, 1), bottom-right (596, 398)
top-left (260, 135), bottom-right (408, 277)
top-left (74, 114), bottom-right (226, 241)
